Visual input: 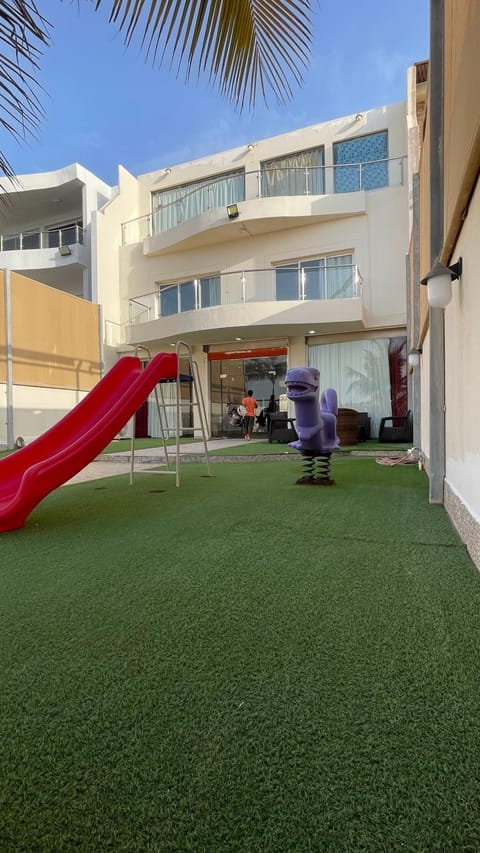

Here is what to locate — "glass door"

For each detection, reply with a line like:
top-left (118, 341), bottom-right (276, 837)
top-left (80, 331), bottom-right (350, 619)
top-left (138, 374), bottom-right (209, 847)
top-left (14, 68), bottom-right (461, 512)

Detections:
top-left (209, 352), bottom-right (287, 437)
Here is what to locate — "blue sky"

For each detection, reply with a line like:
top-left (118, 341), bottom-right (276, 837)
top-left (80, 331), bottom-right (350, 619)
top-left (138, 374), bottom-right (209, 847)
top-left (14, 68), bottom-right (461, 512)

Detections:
top-left (5, 0), bottom-right (430, 185)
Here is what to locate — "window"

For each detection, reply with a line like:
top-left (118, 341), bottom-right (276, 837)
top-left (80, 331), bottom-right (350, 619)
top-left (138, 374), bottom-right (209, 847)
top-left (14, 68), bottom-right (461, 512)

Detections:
top-left (159, 284), bottom-right (179, 317)
top-left (152, 170), bottom-right (245, 233)
top-left (158, 275), bottom-right (221, 316)
top-left (47, 221), bottom-right (82, 248)
top-left (261, 146), bottom-right (324, 197)
top-left (275, 253), bottom-right (355, 301)
top-left (308, 336), bottom-right (407, 436)
top-left (200, 276), bottom-right (221, 308)
top-left (333, 131), bottom-right (388, 193)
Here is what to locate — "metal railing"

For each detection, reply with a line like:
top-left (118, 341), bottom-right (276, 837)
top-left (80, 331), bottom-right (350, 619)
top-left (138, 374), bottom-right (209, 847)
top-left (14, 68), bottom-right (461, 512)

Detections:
top-left (128, 264), bottom-right (363, 324)
top-left (104, 319), bottom-right (128, 347)
top-left (0, 224), bottom-right (84, 252)
top-left (121, 156), bottom-right (406, 246)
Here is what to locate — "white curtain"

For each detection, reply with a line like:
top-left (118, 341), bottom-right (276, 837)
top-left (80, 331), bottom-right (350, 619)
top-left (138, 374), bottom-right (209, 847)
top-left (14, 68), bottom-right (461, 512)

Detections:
top-left (261, 147), bottom-right (324, 197)
top-left (325, 254), bottom-right (354, 298)
top-left (308, 338), bottom-right (392, 436)
top-left (152, 171), bottom-right (245, 233)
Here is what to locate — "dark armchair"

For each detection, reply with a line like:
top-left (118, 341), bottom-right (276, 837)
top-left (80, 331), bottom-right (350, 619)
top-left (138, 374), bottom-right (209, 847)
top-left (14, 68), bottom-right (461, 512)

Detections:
top-left (378, 410), bottom-right (413, 443)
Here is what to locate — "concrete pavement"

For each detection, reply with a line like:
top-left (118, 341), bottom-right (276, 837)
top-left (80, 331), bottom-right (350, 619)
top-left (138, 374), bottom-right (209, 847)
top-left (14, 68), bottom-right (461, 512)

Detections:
top-left (63, 438), bottom-right (249, 485)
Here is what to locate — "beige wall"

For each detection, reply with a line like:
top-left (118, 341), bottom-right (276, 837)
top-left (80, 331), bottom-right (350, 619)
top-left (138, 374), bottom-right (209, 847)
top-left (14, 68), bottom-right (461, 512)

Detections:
top-left (9, 272), bottom-right (100, 390)
top-left (444, 178), bottom-right (480, 515)
top-left (413, 2), bottom-right (480, 564)
top-left (99, 102), bottom-right (408, 352)
top-left (0, 269), bottom-right (5, 382)
top-left (442, 0), bottom-right (480, 554)
top-left (418, 114), bottom-right (430, 339)
top-left (0, 271), bottom-right (101, 444)
top-left (443, 0), bottom-right (480, 263)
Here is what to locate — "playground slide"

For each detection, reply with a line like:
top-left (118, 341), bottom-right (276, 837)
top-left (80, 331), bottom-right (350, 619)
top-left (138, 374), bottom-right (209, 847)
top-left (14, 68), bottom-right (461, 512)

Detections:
top-left (0, 352), bottom-right (178, 532)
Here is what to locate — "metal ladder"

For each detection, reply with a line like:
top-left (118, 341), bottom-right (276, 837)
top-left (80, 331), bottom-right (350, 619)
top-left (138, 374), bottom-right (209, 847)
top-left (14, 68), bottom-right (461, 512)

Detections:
top-left (129, 341), bottom-right (211, 487)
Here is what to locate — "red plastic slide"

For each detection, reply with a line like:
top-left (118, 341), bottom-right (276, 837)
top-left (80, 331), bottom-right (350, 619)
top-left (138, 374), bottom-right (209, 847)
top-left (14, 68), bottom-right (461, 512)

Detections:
top-left (0, 352), bottom-right (178, 532)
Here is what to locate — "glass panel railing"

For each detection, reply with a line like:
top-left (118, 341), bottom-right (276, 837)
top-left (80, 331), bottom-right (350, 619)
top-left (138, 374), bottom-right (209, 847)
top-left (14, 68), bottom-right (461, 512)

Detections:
top-left (121, 156), bottom-right (406, 246)
top-left (129, 265), bottom-right (362, 322)
top-left (0, 225), bottom-right (84, 252)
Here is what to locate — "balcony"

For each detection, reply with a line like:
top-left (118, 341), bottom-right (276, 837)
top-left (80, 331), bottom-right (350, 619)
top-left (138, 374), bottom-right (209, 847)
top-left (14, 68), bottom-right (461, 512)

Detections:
top-left (0, 224), bottom-right (84, 252)
top-left (125, 264), bottom-right (365, 346)
top-left (121, 156), bottom-right (406, 251)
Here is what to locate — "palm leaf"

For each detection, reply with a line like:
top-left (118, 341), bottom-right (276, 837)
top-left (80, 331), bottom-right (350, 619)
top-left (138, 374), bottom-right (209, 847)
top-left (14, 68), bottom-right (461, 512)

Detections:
top-left (0, 0), bottom-right (312, 182)
top-left (95, 0), bottom-right (313, 109)
top-left (0, 0), bottom-right (50, 182)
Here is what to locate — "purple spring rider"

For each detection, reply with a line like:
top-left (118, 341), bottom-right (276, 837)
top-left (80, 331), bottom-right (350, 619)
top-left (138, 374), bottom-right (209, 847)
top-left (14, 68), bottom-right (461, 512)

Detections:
top-left (285, 367), bottom-right (340, 485)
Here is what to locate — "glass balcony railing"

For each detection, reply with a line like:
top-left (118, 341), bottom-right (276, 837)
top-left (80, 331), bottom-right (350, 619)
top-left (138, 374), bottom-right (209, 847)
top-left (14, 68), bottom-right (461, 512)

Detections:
top-left (0, 224), bottom-right (84, 252)
top-left (128, 264), bottom-right (363, 324)
top-left (121, 156), bottom-right (406, 246)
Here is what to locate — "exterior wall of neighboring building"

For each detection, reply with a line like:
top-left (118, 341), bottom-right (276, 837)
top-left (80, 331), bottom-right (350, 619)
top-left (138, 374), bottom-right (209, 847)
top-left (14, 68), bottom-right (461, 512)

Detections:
top-left (0, 271), bottom-right (101, 445)
top-left (408, 0), bottom-right (480, 567)
top-left (0, 164), bottom-right (112, 301)
top-left (93, 165), bottom-right (141, 370)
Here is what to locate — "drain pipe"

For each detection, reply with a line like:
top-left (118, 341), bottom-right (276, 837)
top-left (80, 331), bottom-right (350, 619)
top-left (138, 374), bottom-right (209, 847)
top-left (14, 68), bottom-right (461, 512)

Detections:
top-left (4, 269), bottom-right (14, 449)
top-left (428, 0), bottom-right (446, 503)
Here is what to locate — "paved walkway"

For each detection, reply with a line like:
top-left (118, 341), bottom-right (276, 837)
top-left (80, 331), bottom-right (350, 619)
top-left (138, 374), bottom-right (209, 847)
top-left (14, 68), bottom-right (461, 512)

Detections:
top-left (64, 438), bottom-right (248, 485)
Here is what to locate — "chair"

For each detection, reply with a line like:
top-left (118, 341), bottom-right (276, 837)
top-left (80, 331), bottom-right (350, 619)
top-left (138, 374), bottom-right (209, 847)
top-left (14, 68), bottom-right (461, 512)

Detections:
top-left (268, 413), bottom-right (298, 443)
top-left (357, 412), bottom-right (371, 442)
top-left (378, 410), bottom-right (413, 443)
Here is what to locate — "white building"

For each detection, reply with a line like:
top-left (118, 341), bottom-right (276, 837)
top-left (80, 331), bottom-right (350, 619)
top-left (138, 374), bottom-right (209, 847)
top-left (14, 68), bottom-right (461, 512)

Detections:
top-left (97, 101), bottom-right (409, 438)
top-left (0, 163), bottom-right (112, 300)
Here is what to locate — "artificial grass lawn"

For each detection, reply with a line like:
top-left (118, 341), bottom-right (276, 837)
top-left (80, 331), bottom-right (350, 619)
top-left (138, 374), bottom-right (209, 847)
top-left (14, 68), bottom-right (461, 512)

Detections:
top-left (1, 458), bottom-right (480, 850)
top-left (102, 436), bottom-right (196, 454)
top-left (209, 439), bottom-right (411, 456)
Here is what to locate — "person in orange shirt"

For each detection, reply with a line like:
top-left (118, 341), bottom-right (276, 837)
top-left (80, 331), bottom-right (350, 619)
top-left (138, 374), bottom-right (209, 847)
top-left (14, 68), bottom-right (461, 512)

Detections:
top-left (241, 389), bottom-right (257, 441)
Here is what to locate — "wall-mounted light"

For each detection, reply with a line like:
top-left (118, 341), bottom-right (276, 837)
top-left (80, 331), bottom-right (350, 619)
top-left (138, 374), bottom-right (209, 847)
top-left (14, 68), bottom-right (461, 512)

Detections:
top-left (247, 143), bottom-right (254, 152)
top-left (420, 257), bottom-right (462, 308)
top-left (355, 113), bottom-right (363, 121)
top-left (58, 245), bottom-right (72, 256)
top-left (165, 167), bottom-right (172, 174)
top-left (408, 347), bottom-right (422, 368)
top-left (226, 204), bottom-right (239, 220)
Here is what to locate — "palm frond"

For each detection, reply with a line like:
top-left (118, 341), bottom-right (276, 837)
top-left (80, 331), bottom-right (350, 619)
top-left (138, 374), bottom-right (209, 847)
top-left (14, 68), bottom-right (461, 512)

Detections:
top-left (95, 0), bottom-right (313, 109)
top-left (0, 1), bottom-right (50, 182)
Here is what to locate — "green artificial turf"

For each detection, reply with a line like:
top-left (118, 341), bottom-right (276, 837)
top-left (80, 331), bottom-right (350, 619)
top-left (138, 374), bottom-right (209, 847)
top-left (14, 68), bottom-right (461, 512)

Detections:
top-left (209, 439), bottom-right (411, 456)
top-left (102, 436), bottom-right (196, 454)
top-left (1, 459), bottom-right (480, 851)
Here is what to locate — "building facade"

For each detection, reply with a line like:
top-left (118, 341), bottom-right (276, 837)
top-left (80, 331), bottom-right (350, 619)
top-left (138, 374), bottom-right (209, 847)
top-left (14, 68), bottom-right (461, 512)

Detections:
top-left (98, 102), bottom-right (409, 438)
top-left (0, 164), bottom-right (111, 444)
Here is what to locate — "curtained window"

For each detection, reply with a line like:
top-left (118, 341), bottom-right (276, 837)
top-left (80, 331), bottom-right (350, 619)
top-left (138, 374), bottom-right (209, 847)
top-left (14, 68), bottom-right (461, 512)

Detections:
top-left (158, 275), bottom-right (221, 316)
top-left (275, 254), bottom-right (354, 301)
top-left (261, 147), bottom-right (324, 197)
top-left (200, 276), bottom-right (221, 308)
top-left (152, 170), bottom-right (245, 233)
top-left (308, 336), bottom-right (406, 436)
